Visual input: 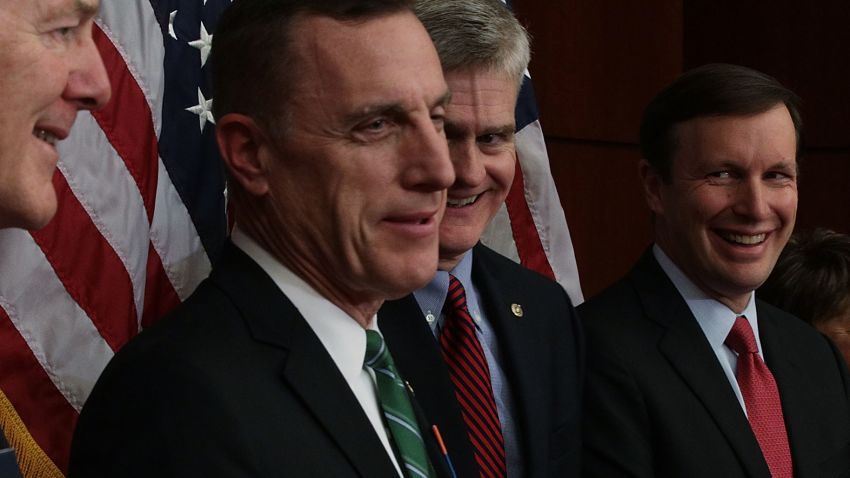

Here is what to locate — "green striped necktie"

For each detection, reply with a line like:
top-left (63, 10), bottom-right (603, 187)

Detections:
top-left (364, 330), bottom-right (436, 478)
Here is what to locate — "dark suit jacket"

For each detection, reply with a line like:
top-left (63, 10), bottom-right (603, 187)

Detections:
top-left (0, 430), bottom-right (22, 478)
top-left (378, 244), bottom-right (584, 477)
top-left (578, 249), bottom-right (850, 478)
top-left (69, 242), bottom-right (451, 478)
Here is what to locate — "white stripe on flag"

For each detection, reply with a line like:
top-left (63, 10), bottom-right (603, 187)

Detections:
top-left (150, 158), bottom-right (212, 300)
top-left (58, 112), bottom-right (150, 324)
top-left (96, 3), bottom-right (165, 136)
top-left (515, 121), bottom-right (584, 304)
top-left (0, 229), bottom-right (114, 411)
top-left (481, 203), bottom-right (521, 263)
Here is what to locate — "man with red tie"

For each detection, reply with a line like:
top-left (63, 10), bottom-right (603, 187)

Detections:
top-left (379, 1), bottom-right (583, 476)
top-left (579, 64), bottom-right (850, 477)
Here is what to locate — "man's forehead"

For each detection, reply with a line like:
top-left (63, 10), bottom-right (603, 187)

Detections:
top-left (34, 0), bottom-right (99, 20)
top-left (288, 10), bottom-right (445, 103)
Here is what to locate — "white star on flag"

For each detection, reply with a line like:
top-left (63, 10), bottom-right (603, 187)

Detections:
top-left (185, 88), bottom-right (214, 132)
top-left (188, 21), bottom-right (213, 67)
top-left (168, 10), bottom-right (178, 40)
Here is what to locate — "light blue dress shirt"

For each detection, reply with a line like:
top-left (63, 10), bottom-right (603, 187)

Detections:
top-left (413, 250), bottom-right (524, 476)
top-left (654, 244), bottom-right (763, 416)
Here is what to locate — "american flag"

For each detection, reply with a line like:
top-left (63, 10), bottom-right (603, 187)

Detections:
top-left (0, 0), bottom-right (581, 475)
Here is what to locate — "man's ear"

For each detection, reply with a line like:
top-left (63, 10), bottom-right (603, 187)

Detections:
top-left (638, 159), bottom-right (664, 215)
top-left (216, 113), bottom-right (271, 196)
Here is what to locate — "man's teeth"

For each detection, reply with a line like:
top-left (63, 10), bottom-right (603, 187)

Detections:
top-left (33, 129), bottom-right (58, 146)
top-left (447, 195), bottom-right (479, 208)
top-left (722, 232), bottom-right (766, 245)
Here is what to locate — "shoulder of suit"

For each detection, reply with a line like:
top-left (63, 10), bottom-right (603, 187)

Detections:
top-left (756, 298), bottom-right (833, 345)
top-left (473, 243), bottom-right (563, 289)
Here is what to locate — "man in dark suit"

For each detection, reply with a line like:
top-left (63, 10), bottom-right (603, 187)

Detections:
top-left (379, 1), bottom-right (583, 476)
top-left (579, 64), bottom-right (850, 477)
top-left (69, 0), bottom-right (459, 476)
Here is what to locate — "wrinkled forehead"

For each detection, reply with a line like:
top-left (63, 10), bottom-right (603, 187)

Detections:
top-left (31, 0), bottom-right (99, 20)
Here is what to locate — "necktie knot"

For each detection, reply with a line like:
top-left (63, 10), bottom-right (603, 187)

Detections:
top-left (725, 316), bottom-right (759, 355)
top-left (364, 329), bottom-right (391, 371)
top-left (445, 274), bottom-right (470, 316)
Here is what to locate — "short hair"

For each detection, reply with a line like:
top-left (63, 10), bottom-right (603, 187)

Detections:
top-left (413, 0), bottom-right (530, 88)
top-left (640, 63), bottom-right (803, 182)
top-left (759, 228), bottom-right (850, 324)
top-left (210, 0), bottom-right (412, 127)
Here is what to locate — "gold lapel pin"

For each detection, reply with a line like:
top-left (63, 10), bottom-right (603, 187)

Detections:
top-left (511, 303), bottom-right (523, 318)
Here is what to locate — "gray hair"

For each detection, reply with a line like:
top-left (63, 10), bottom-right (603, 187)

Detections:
top-left (414, 0), bottom-right (531, 87)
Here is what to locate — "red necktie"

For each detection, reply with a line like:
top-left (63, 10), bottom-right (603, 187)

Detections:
top-left (725, 316), bottom-right (794, 478)
top-left (439, 275), bottom-right (506, 478)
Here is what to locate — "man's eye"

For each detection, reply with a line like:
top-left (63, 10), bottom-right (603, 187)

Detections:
top-left (55, 26), bottom-right (76, 38)
top-left (478, 134), bottom-right (495, 144)
top-left (765, 171), bottom-right (793, 181)
top-left (365, 119), bottom-right (386, 131)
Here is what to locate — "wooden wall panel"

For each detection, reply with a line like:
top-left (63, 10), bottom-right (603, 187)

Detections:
top-left (547, 140), bottom-right (652, 299)
top-left (514, 1), bottom-right (683, 142)
top-left (513, 0), bottom-right (684, 296)
top-left (796, 151), bottom-right (850, 235)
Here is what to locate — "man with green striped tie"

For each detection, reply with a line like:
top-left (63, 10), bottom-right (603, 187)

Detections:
top-left (70, 0), bottom-right (460, 476)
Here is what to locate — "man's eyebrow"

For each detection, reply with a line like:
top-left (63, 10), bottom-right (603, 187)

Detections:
top-left (75, 0), bottom-right (99, 17)
top-left (433, 90), bottom-right (452, 110)
top-left (343, 90), bottom-right (453, 125)
top-left (343, 103), bottom-right (408, 125)
top-left (484, 124), bottom-right (517, 136)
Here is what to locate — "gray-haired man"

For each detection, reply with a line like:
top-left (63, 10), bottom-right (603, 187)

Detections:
top-left (379, 1), bottom-right (583, 476)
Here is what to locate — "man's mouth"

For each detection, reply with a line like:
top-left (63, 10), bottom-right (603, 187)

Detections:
top-left (447, 194), bottom-right (480, 208)
top-left (33, 129), bottom-right (59, 146)
top-left (719, 231), bottom-right (767, 245)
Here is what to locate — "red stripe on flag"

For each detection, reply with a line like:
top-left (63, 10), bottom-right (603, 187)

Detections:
top-left (31, 173), bottom-right (138, 351)
top-left (505, 158), bottom-right (556, 280)
top-left (141, 243), bottom-right (182, 328)
top-left (91, 25), bottom-right (182, 327)
top-left (91, 26), bottom-right (158, 223)
top-left (0, 307), bottom-right (79, 473)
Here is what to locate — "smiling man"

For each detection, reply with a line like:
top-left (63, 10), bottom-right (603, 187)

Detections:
top-left (0, 0), bottom-right (109, 475)
top-left (0, 0), bottom-right (111, 230)
top-left (70, 0), bottom-right (457, 476)
top-left (379, 1), bottom-right (583, 476)
top-left (579, 64), bottom-right (850, 478)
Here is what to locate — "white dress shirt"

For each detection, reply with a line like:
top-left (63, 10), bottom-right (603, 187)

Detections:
top-left (232, 227), bottom-right (403, 477)
top-left (654, 245), bottom-right (764, 416)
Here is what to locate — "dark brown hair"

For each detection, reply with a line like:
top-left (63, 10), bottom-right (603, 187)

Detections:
top-left (640, 63), bottom-right (803, 182)
top-left (210, 0), bottom-right (413, 127)
top-left (759, 228), bottom-right (850, 324)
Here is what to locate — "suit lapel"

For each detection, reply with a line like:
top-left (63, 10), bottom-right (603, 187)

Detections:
top-left (471, 245), bottom-right (546, 476)
top-left (757, 304), bottom-right (814, 477)
top-left (631, 251), bottom-right (771, 478)
top-left (211, 243), bottom-right (399, 478)
top-left (379, 296), bottom-right (479, 478)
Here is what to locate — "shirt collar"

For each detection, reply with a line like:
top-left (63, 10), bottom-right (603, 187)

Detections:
top-left (231, 226), bottom-right (373, 384)
top-left (653, 244), bottom-right (762, 354)
top-left (414, 250), bottom-right (475, 327)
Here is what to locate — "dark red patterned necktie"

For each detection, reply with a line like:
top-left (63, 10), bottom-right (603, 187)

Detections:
top-left (725, 316), bottom-right (794, 478)
top-left (439, 274), bottom-right (506, 478)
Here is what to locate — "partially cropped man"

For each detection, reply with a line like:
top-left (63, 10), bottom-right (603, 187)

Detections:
top-left (379, 1), bottom-right (583, 476)
top-left (70, 0), bottom-right (459, 476)
top-left (579, 64), bottom-right (850, 477)
top-left (0, 0), bottom-right (110, 230)
top-left (0, 0), bottom-right (110, 475)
